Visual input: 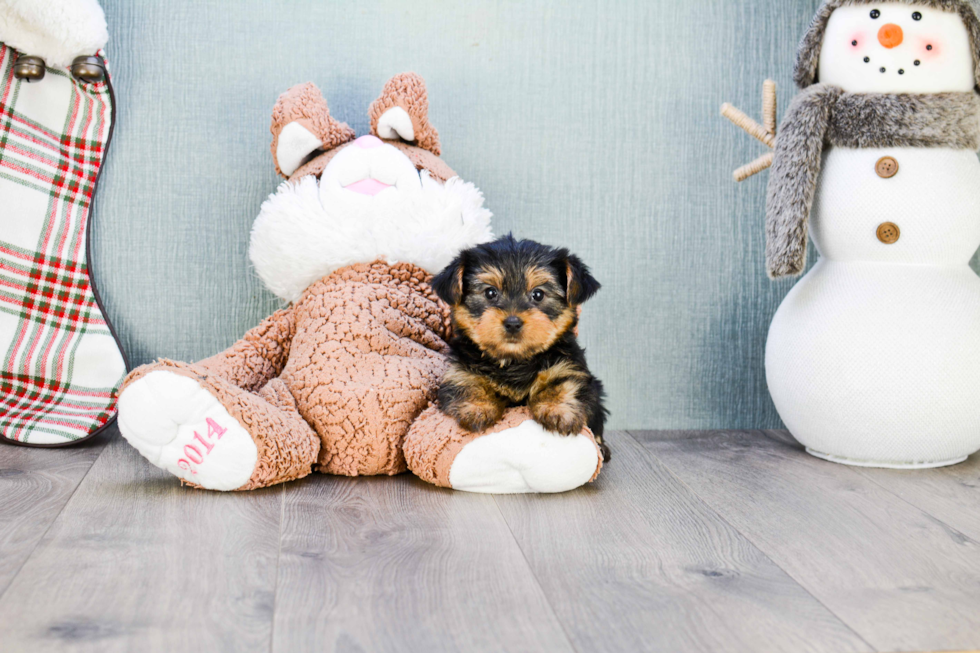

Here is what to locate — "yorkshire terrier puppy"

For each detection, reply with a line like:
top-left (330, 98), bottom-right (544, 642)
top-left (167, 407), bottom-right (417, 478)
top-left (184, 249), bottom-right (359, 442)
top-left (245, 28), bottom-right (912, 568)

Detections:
top-left (432, 235), bottom-right (610, 461)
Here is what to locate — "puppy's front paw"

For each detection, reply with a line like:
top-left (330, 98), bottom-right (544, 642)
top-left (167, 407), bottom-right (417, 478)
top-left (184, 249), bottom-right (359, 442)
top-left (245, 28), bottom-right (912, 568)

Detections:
top-left (530, 399), bottom-right (586, 436)
top-left (445, 398), bottom-right (506, 433)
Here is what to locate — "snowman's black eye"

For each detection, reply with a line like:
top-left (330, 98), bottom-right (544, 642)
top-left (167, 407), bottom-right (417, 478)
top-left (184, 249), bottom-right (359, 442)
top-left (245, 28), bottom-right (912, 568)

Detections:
top-left (870, 9), bottom-right (881, 18)
top-left (912, 11), bottom-right (922, 20)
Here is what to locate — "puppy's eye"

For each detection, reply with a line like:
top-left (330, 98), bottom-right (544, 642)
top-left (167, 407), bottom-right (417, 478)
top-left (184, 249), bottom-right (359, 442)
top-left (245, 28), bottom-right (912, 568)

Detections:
top-left (912, 11), bottom-right (922, 20)
top-left (531, 289), bottom-right (545, 302)
top-left (870, 9), bottom-right (880, 19)
top-left (484, 288), bottom-right (498, 301)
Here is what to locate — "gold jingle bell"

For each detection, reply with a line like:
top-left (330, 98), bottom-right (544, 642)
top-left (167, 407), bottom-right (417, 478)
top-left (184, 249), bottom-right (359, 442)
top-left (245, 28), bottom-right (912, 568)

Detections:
top-left (70, 56), bottom-right (105, 83)
top-left (13, 55), bottom-right (45, 82)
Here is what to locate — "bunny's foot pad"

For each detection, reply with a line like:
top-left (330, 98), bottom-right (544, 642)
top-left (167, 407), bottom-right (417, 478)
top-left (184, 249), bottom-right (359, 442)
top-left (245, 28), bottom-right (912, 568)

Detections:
top-left (404, 406), bottom-right (602, 494)
top-left (117, 363), bottom-right (320, 490)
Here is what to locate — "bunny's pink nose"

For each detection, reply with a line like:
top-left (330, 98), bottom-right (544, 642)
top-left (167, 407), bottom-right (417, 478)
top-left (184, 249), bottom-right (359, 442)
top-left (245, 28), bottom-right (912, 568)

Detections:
top-left (878, 23), bottom-right (904, 48)
top-left (354, 134), bottom-right (383, 149)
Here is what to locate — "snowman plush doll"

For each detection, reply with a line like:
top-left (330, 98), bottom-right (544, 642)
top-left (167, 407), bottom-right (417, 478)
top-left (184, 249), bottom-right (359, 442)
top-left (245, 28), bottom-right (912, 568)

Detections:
top-left (734, 0), bottom-right (980, 468)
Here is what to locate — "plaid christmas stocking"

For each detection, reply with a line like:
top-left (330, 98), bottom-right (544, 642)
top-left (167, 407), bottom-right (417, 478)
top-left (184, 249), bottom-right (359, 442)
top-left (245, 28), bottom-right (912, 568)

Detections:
top-left (0, 41), bottom-right (126, 445)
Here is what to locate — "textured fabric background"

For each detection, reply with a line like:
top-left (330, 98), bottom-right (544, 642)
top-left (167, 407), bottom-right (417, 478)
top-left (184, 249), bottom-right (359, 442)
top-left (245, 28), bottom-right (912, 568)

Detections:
top-left (90, 0), bottom-right (980, 430)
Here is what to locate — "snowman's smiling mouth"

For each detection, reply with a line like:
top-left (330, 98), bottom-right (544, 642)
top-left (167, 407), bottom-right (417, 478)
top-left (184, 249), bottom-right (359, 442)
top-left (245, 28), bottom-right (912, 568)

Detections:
top-left (860, 56), bottom-right (921, 75)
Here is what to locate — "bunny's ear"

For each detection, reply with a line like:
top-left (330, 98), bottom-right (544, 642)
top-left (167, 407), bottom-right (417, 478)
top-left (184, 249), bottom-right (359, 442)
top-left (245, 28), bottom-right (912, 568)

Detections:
top-left (270, 83), bottom-right (355, 178)
top-left (368, 72), bottom-right (441, 156)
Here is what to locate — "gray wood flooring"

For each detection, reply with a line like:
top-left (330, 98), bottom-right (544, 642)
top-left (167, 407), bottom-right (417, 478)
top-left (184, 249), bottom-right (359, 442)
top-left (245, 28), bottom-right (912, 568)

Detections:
top-left (1, 426), bottom-right (979, 653)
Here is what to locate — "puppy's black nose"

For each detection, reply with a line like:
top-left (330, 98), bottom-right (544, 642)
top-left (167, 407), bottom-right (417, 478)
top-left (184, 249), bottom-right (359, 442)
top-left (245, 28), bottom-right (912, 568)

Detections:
top-left (503, 316), bottom-right (524, 334)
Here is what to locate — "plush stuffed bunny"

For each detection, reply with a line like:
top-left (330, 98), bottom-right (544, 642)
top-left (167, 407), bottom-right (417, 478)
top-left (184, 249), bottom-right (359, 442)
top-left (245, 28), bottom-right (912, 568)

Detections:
top-left (116, 74), bottom-right (604, 493)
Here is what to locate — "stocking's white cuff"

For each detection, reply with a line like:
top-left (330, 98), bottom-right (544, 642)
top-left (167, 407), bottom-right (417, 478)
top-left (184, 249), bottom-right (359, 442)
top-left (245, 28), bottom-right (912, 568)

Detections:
top-left (0, 0), bottom-right (108, 68)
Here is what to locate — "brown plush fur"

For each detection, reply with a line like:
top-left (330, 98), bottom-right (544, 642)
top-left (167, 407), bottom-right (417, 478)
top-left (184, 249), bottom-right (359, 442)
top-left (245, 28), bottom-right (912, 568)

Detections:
top-left (795, 0), bottom-right (980, 90)
top-left (284, 262), bottom-right (452, 476)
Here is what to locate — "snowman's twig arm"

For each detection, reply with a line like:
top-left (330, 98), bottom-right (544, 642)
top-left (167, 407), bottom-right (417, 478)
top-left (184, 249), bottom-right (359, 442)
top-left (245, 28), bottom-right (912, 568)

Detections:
top-left (721, 104), bottom-right (775, 148)
top-left (721, 80), bottom-right (778, 181)
top-left (735, 152), bottom-right (774, 183)
top-left (763, 80), bottom-right (777, 135)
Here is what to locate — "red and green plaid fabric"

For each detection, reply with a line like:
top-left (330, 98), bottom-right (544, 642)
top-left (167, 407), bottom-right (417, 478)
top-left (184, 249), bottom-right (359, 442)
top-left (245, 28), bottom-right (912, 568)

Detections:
top-left (0, 44), bottom-right (126, 445)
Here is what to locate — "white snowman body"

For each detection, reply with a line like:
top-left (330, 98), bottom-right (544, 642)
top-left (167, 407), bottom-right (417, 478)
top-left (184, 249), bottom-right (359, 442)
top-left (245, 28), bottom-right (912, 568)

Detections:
top-left (766, 3), bottom-right (980, 467)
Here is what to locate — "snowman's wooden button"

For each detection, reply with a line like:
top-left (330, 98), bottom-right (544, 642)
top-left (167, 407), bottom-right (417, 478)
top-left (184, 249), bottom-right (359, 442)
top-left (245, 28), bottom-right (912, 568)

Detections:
top-left (876, 222), bottom-right (901, 244)
top-left (875, 156), bottom-right (899, 179)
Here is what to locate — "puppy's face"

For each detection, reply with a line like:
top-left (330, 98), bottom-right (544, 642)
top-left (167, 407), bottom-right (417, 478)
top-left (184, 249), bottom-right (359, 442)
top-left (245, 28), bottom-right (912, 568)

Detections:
top-left (433, 237), bottom-right (600, 361)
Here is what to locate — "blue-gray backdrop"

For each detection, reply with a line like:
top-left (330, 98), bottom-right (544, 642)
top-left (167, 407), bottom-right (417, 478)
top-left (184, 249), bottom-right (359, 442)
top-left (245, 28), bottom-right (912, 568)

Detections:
top-left (94, 0), bottom-right (976, 430)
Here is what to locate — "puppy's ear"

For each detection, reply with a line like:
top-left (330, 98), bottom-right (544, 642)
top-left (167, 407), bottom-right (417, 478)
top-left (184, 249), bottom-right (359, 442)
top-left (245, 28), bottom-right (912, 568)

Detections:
top-left (562, 253), bottom-right (600, 305)
top-left (432, 255), bottom-right (467, 305)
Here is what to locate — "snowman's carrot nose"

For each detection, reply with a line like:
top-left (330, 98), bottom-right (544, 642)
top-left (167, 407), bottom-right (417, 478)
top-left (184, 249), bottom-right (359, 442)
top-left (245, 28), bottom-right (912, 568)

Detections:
top-left (878, 23), bottom-right (904, 48)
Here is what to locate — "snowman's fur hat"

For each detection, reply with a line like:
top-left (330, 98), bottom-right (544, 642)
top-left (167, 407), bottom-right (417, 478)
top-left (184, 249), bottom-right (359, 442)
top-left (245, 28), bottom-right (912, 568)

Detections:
top-left (795, 0), bottom-right (980, 89)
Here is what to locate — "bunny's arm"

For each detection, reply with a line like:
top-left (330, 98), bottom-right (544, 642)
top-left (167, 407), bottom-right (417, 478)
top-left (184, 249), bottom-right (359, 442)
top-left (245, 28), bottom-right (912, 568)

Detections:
top-left (196, 307), bottom-right (297, 392)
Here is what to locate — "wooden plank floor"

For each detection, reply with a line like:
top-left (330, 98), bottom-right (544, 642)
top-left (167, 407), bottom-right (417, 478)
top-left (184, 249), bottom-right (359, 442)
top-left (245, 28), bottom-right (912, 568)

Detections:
top-left (1, 426), bottom-right (978, 653)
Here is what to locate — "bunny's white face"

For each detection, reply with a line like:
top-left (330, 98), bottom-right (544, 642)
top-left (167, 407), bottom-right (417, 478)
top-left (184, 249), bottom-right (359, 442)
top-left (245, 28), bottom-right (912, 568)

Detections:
top-left (819, 3), bottom-right (975, 93)
top-left (250, 134), bottom-right (494, 302)
top-left (319, 135), bottom-right (422, 200)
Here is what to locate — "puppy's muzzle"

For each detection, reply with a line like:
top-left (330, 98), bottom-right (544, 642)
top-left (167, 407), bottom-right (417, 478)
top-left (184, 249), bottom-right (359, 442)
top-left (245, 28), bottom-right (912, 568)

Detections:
top-left (503, 316), bottom-right (524, 334)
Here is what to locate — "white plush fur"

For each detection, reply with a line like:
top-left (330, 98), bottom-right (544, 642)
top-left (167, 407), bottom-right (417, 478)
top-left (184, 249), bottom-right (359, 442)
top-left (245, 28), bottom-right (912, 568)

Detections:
top-left (250, 148), bottom-right (493, 302)
top-left (0, 0), bottom-right (108, 68)
top-left (819, 3), bottom-right (975, 93)
top-left (448, 420), bottom-right (600, 494)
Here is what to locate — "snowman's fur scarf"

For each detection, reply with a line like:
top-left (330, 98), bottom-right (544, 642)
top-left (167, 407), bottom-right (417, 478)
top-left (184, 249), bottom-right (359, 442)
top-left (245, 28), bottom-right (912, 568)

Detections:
top-left (766, 85), bottom-right (980, 277)
top-left (829, 90), bottom-right (980, 147)
top-left (766, 85), bottom-right (841, 278)
top-left (250, 172), bottom-right (494, 302)
top-left (0, 0), bottom-right (108, 68)
top-left (795, 0), bottom-right (980, 89)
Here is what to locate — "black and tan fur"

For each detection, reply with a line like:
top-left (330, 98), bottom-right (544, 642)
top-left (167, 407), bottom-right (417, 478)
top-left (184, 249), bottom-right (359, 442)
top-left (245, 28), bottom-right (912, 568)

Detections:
top-left (432, 235), bottom-right (610, 461)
